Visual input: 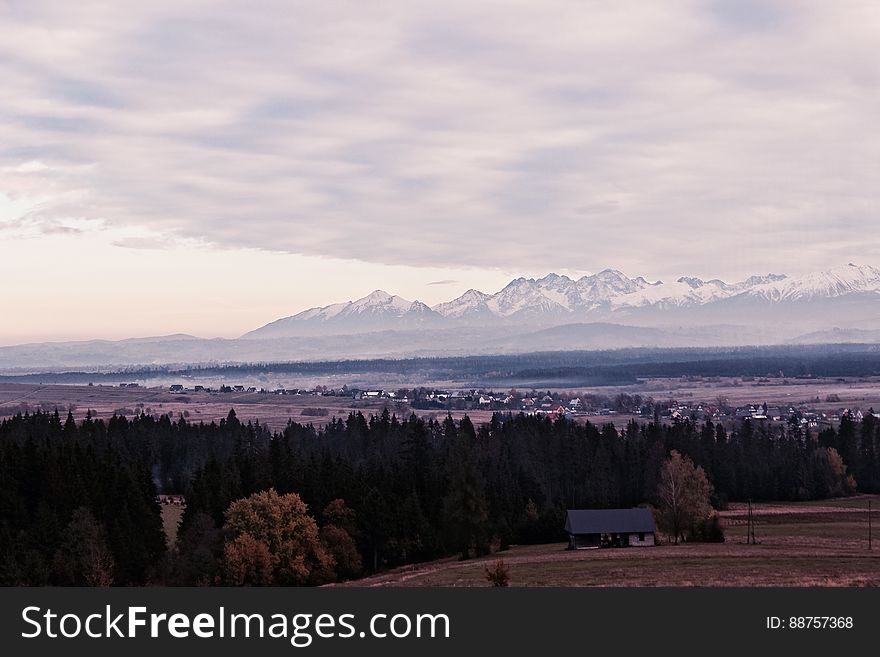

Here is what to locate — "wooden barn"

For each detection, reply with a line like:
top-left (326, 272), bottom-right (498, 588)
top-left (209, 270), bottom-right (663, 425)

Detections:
top-left (565, 508), bottom-right (656, 549)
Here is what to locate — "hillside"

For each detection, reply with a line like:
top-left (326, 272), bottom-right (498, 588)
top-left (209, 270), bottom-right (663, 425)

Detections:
top-left (344, 497), bottom-right (880, 587)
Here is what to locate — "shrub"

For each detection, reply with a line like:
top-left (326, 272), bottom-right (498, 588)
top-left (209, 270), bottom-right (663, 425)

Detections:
top-left (485, 559), bottom-right (510, 587)
top-left (688, 513), bottom-right (725, 543)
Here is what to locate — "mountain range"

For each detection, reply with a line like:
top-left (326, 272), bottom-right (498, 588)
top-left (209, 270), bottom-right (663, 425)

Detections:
top-left (245, 263), bottom-right (880, 338)
top-left (2, 263), bottom-right (880, 371)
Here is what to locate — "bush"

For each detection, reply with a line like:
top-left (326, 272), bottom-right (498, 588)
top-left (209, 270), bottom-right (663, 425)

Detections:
top-left (688, 514), bottom-right (725, 543)
top-left (320, 525), bottom-right (362, 580)
top-left (485, 559), bottom-right (510, 587)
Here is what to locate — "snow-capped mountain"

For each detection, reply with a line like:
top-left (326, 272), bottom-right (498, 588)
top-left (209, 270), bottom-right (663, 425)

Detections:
top-left (245, 290), bottom-right (444, 338)
top-left (432, 289), bottom-right (493, 319)
top-left (576, 269), bottom-right (652, 304)
top-left (5, 264), bottom-right (880, 370)
top-left (485, 275), bottom-right (576, 318)
top-left (610, 277), bottom-right (732, 310)
top-left (244, 263), bottom-right (880, 338)
top-left (741, 264), bottom-right (880, 302)
top-left (731, 273), bottom-right (788, 292)
top-left (438, 269), bottom-right (654, 321)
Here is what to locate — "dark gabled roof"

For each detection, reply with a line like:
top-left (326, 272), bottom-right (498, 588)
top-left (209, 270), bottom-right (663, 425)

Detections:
top-left (565, 508), bottom-right (656, 535)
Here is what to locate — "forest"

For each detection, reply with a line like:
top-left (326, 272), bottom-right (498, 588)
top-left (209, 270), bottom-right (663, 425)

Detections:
top-left (4, 343), bottom-right (880, 387)
top-left (0, 407), bottom-right (876, 585)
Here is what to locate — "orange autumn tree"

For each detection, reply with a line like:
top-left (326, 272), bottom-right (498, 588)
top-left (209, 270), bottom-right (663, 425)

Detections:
top-left (221, 489), bottom-right (335, 586)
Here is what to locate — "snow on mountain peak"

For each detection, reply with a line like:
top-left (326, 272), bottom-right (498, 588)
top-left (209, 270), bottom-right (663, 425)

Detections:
top-left (538, 272), bottom-right (570, 283)
top-left (633, 276), bottom-right (660, 287)
top-left (432, 289), bottom-right (492, 318)
top-left (595, 268), bottom-right (627, 280)
top-left (248, 263), bottom-right (880, 338)
top-left (745, 263), bottom-right (880, 302)
top-left (350, 290), bottom-right (412, 313)
top-left (677, 276), bottom-right (705, 289)
top-left (486, 276), bottom-right (570, 317)
top-left (575, 269), bottom-right (647, 305)
top-left (357, 289), bottom-right (392, 304)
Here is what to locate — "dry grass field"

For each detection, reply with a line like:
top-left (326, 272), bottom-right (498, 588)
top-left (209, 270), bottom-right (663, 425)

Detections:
top-left (160, 502), bottom-right (185, 547)
top-left (0, 383), bottom-right (498, 430)
top-left (343, 495), bottom-right (880, 587)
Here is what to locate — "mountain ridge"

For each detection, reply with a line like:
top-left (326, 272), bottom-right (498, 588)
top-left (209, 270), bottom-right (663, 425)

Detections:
top-left (3, 263), bottom-right (879, 371)
top-left (244, 263), bottom-right (880, 339)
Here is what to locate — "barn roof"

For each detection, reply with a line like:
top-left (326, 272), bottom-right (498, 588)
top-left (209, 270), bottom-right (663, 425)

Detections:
top-left (565, 508), bottom-right (656, 535)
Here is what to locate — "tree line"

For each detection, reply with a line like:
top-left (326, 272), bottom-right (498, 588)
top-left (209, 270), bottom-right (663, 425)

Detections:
top-left (1, 407), bottom-right (876, 585)
top-left (6, 343), bottom-right (880, 387)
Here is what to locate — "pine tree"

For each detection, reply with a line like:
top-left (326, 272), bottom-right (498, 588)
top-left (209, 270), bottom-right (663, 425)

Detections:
top-left (443, 417), bottom-right (489, 559)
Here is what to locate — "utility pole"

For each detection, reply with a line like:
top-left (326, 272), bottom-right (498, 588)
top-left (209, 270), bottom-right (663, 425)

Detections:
top-left (747, 499), bottom-right (756, 545)
top-left (869, 500), bottom-right (873, 551)
top-left (752, 503), bottom-right (757, 545)
top-left (747, 499), bottom-right (752, 545)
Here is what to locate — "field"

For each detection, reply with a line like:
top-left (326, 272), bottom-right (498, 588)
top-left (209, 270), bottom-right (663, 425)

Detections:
top-left (0, 383), bottom-right (498, 430)
top-left (160, 499), bottom-right (185, 547)
top-left (3, 374), bottom-right (880, 431)
top-left (344, 496), bottom-right (880, 587)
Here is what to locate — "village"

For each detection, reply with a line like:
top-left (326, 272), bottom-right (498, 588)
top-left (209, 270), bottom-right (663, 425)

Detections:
top-left (153, 380), bottom-right (877, 432)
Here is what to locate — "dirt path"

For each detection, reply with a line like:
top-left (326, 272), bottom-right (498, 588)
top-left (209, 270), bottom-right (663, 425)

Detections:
top-left (0, 384), bottom-right (44, 405)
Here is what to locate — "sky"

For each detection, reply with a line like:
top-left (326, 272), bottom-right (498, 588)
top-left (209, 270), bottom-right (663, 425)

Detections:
top-left (1, 1), bottom-right (879, 344)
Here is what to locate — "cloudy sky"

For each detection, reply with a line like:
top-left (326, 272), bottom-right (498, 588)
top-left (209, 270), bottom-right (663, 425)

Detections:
top-left (1, 1), bottom-right (878, 344)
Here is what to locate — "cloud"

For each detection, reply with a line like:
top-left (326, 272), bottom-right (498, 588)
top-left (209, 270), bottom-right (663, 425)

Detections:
top-left (427, 279), bottom-right (458, 286)
top-left (39, 222), bottom-right (81, 235)
top-left (111, 237), bottom-right (167, 250)
top-left (0, 1), bottom-right (878, 281)
top-left (2, 160), bottom-right (51, 174)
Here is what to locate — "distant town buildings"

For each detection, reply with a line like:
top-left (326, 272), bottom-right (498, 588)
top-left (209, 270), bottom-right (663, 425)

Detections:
top-left (149, 381), bottom-right (868, 432)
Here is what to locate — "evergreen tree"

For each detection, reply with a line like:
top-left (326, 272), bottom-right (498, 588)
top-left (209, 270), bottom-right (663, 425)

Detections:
top-left (442, 417), bottom-right (489, 559)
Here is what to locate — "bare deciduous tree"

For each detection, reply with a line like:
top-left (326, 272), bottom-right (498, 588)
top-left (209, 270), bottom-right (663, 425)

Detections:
top-left (656, 450), bottom-right (713, 544)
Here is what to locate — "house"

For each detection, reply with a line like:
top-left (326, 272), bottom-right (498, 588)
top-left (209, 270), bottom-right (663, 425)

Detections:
top-left (565, 508), bottom-right (656, 549)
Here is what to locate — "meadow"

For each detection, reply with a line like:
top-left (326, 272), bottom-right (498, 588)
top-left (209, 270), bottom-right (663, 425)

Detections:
top-left (345, 496), bottom-right (880, 587)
